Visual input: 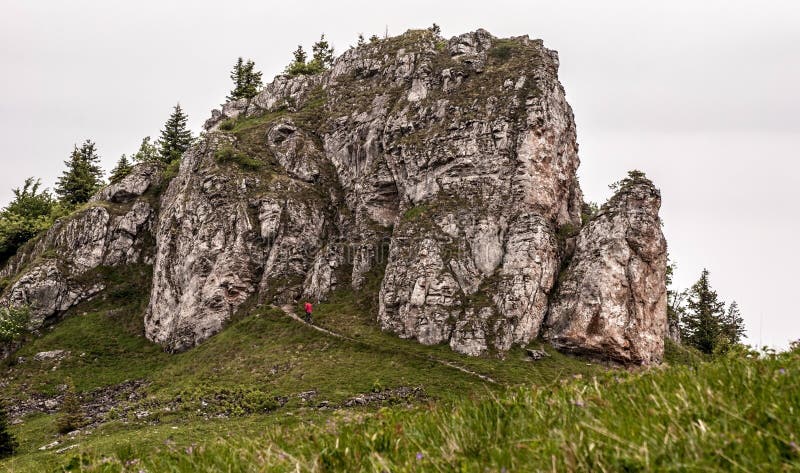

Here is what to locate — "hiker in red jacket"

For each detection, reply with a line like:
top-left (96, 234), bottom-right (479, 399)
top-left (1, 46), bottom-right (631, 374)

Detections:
top-left (303, 301), bottom-right (313, 324)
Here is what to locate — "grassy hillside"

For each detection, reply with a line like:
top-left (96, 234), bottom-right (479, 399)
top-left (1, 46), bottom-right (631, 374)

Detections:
top-left (3, 266), bottom-right (793, 472)
top-left (0, 265), bottom-right (598, 471)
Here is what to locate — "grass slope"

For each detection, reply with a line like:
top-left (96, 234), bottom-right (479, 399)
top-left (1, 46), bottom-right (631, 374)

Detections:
top-left (31, 352), bottom-right (800, 472)
top-left (0, 266), bottom-right (596, 471)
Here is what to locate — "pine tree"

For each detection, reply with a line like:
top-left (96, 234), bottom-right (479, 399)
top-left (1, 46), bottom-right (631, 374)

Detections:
top-left (681, 269), bottom-right (726, 354)
top-left (227, 58), bottom-right (263, 100)
top-left (310, 34), bottom-right (335, 70)
top-left (357, 33), bottom-right (365, 47)
top-left (721, 301), bottom-right (746, 345)
top-left (666, 259), bottom-right (687, 344)
top-left (55, 140), bottom-right (104, 205)
top-left (110, 154), bottom-right (133, 184)
top-left (131, 136), bottom-right (160, 163)
top-left (285, 46), bottom-right (309, 76)
top-left (56, 378), bottom-right (85, 434)
top-left (0, 398), bottom-right (17, 459)
top-left (429, 23), bottom-right (441, 35)
top-left (158, 104), bottom-right (192, 163)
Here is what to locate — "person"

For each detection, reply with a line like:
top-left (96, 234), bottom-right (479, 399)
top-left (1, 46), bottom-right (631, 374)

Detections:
top-left (303, 301), bottom-right (313, 324)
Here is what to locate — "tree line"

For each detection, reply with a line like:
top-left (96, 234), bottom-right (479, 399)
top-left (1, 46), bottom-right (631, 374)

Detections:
top-left (668, 263), bottom-right (746, 356)
top-left (0, 104), bottom-right (192, 265)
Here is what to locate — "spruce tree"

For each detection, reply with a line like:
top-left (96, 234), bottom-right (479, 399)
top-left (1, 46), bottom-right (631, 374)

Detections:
top-left (110, 154), bottom-right (133, 184)
top-left (55, 140), bottom-right (104, 205)
top-left (681, 269), bottom-right (726, 354)
top-left (0, 398), bottom-right (17, 459)
top-left (285, 46), bottom-right (309, 76)
top-left (56, 378), bottom-right (85, 434)
top-left (721, 301), bottom-right (746, 345)
top-left (310, 34), bottom-right (335, 70)
top-left (158, 104), bottom-right (193, 164)
top-left (227, 58), bottom-right (263, 100)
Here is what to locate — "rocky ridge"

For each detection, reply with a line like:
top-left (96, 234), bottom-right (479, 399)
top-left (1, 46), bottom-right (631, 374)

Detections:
top-left (0, 28), bottom-right (667, 364)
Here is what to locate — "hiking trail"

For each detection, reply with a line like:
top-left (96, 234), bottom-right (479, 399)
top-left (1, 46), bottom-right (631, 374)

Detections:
top-left (277, 305), bottom-right (498, 385)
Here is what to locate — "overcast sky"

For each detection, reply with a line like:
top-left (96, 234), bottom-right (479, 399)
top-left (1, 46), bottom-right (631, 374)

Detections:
top-left (1, 0), bottom-right (798, 348)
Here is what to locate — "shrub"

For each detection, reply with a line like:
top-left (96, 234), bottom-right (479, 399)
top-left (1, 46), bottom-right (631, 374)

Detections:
top-left (218, 118), bottom-right (236, 131)
top-left (0, 305), bottom-right (29, 343)
top-left (214, 147), bottom-right (264, 171)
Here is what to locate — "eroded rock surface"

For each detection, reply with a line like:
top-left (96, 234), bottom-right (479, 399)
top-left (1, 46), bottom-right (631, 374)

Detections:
top-left (545, 178), bottom-right (668, 364)
top-left (0, 164), bottom-right (160, 330)
top-left (1, 29), bottom-right (668, 363)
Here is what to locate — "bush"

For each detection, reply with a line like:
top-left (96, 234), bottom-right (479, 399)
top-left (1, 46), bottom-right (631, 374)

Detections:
top-left (0, 305), bottom-right (30, 343)
top-left (214, 147), bottom-right (264, 171)
top-left (178, 386), bottom-right (280, 416)
top-left (218, 118), bottom-right (236, 131)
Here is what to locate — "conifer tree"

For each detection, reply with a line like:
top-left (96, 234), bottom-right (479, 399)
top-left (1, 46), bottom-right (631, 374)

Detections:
top-left (110, 154), bottom-right (133, 184)
top-left (721, 301), bottom-right (746, 345)
top-left (285, 46), bottom-right (309, 76)
top-left (357, 33), bottom-right (365, 47)
top-left (0, 398), bottom-right (17, 459)
top-left (55, 140), bottom-right (104, 205)
top-left (310, 34), bottom-right (335, 70)
top-left (56, 378), bottom-right (85, 434)
top-left (158, 104), bottom-right (193, 163)
top-left (681, 269), bottom-right (726, 354)
top-left (429, 23), bottom-right (441, 35)
top-left (227, 58), bottom-right (263, 100)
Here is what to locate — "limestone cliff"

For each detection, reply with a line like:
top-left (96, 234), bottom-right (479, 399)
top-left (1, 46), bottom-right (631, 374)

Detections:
top-left (0, 28), bottom-right (668, 364)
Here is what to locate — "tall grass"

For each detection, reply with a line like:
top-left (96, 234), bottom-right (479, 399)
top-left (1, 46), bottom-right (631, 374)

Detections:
top-left (62, 352), bottom-right (800, 472)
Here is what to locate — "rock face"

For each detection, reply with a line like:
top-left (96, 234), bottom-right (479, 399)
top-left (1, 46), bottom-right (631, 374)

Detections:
top-left (545, 178), bottom-right (668, 364)
top-left (1, 29), bottom-right (668, 364)
top-left (0, 164), bottom-right (161, 329)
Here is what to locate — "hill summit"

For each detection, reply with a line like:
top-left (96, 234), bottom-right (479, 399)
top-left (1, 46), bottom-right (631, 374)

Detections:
top-left (0, 28), bottom-right (666, 364)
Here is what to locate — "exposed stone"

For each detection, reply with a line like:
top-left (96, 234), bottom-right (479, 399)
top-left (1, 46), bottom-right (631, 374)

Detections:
top-left (545, 179), bottom-right (668, 365)
top-left (0, 164), bottom-right (160, 337)
top-left (0, 29), bottom-right (668, 364)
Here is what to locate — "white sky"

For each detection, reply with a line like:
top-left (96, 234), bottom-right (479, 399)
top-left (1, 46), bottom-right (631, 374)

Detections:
top-left (1, 0), bottom-right (798, 348)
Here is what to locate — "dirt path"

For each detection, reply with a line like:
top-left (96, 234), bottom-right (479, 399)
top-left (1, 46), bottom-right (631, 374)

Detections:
top-left (278, 305), bottom-right (498, 385)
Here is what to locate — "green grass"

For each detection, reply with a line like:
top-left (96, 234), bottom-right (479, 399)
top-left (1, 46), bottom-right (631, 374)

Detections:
top-left (0, 264), bottom-right (599, 471)
top-left (9, 351), bottom-right (798, 472)
top-left (214, 146), bottom-right (265, 171)
top-left (2, 265), bottom-right (788, 472)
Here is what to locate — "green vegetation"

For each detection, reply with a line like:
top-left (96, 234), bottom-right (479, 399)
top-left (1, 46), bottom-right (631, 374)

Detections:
top-left (6, 344), bottom-right (796, 472)
top-left (0, 305), bottom-right (29, 342)
top-left (55, 140), bottom-right (104, 206)
top-left (214, 146), bottom-right (264, 171)
top-left (109, 154), bottom-right (133, 184)
top-left (227, 57), bottom-right (263, 101)
top-left (56, 378), bottom-right (85, 434)
top-left (680, 269), bottom-right (746, 355)
top-left (285, 34), bottom-right (335, 76)
top-left (130, 136), bottom-right (160, 164)
top-left (0, 399), bottom-right (16, 460)
top-left (157, 103), bottom-right (193, 163)
top-left (0, 178), bottom-right (68, 264)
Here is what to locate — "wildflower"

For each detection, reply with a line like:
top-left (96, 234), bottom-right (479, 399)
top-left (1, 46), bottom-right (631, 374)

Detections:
top-left (778, 368), bottom-right (787, 375)
top-left (574, 400), bottom-right (585, 408)
top-left (416, 452), bottom-right (424, 461)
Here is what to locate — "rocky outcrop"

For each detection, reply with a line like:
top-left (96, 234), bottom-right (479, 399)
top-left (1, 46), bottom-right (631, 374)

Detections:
top-left (0, 164), bottom-right (161, 330)
top-left (1, 28), bottom-right (668, 364)
top-left (544, 176), bottom-right (668, 364)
